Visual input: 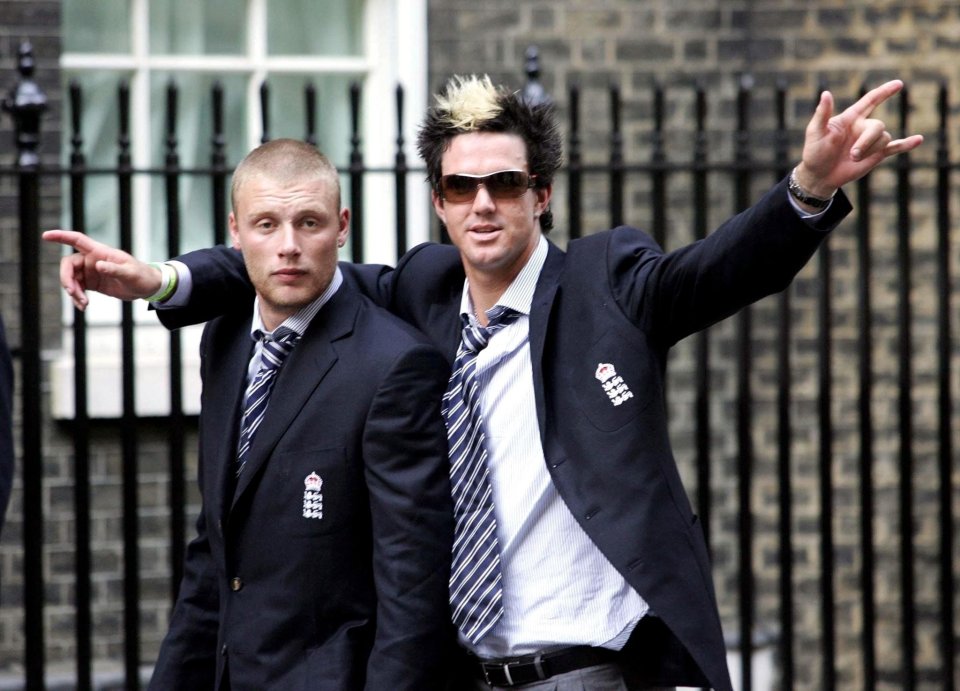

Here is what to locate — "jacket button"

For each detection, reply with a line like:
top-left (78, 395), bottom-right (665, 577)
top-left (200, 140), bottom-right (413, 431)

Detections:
top-left (221, 644), bottom-right (227, 656)
top-left (230, 577), bottom-right (243, 591)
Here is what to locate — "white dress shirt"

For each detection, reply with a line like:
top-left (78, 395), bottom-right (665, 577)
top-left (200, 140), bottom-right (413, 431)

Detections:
top-left (243, 267), bottom-right (342, 383)
top-left (460, 235), bottom-right (649, 658)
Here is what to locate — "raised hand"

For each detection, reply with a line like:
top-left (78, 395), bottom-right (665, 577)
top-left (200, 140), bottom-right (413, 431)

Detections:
top-left (795, 80), bottom-right (924, 199)
top-left (42, 230), bottom-right (163, 311)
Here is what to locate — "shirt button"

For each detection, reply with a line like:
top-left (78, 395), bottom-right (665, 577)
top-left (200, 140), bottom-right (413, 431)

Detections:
top-left (230, 577), bottom-right (243, 591)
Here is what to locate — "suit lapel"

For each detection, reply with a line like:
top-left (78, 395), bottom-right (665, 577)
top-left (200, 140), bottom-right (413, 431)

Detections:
top-left (429, 297), bottom-right (463, 364)
top-left (229, 289), bottom-right (355, 509)
top-left (529, 241), bottom-right (564, 440)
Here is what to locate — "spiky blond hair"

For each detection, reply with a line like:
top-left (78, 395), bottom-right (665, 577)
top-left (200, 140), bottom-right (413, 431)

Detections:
top-left (417, 74), bottom-right (562, 232)
top-left (431, 75), bottom-right (505, 131)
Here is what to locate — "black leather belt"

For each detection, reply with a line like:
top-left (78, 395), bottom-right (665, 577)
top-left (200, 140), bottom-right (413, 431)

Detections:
top-left (472, 645), bottom-right (619, 687)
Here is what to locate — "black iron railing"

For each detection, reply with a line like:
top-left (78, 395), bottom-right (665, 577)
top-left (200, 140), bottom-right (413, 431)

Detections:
top-left (1, 41), bottom-right (956, 691)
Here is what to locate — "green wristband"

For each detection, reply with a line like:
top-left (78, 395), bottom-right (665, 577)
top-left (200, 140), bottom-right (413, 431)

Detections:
top-left (145, 262), bottom-right (178, 303)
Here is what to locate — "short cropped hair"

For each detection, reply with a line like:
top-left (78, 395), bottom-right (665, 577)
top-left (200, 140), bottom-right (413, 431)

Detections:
top-left (231, 138), bottom-right (341, 215)
top-left (417, 75), bottom-right (563, 232)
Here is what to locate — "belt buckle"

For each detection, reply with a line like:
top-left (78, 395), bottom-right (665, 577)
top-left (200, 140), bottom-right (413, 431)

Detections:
top-left (482, 661), bottom-right (515, 686)
top-left (482, 655), bottom-right (548, 687)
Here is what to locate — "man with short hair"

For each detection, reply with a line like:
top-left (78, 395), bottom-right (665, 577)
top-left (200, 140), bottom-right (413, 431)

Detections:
top-left (49, 139), bottom-right (455, 690)
top-left (47, 76), bottom-right (921, 690)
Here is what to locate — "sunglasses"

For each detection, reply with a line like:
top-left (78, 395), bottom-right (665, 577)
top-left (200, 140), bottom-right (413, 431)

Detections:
top-left (438, 170), bottom-right (537, 204)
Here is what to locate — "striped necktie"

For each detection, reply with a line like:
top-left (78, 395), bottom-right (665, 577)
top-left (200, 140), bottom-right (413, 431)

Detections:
top-left (442, 305), bottom-right (520, 644)
top-left (236, 327), bottom-right (300, 476)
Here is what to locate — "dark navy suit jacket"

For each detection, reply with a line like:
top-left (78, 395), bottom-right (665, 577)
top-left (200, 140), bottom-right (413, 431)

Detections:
top-left (161, 178), bottom-right (852, 691)
top-left (151, 287), bottom-right (455, 690)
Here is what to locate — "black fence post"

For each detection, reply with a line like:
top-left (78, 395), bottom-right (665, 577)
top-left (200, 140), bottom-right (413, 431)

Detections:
top-left (164, 80), bottom-right (187, 601)
top-left (816, 78), bottom-right (836, 691)
top-left (692, 82), bottom-right (711, 560)
top-left (895, 84), bottom-right (916, 691)
top-left (1, 39), bottom-right (47, 691)
top-left (650, 83), bottom-right (666, 249)
top-left (394, 85), bottom-right (408, 256)
top-left (67, 79), bottom-right (93, 691)
top-left (773, 80), bottom-right (794, 691)
top-left (935, 81), bottom-right (955, 691)
top-left (567, 84), bottom-right (582, 241)
top-left (854, 82), bottom-right (877, 691)
top-left (349, 82), bottom-right (364, 263)
top-left (305, 82), bottom-right (317, 147)
top-left (210, 82), bottom-right (228, 246)
top-left (116, 80), bottom-right (142, 691)
top-left (608, 84), bottom-right (624, 228)
top-left (260, 81), bottom-right (271, 144)
top-left (733, 75), bottom-right (755, 691)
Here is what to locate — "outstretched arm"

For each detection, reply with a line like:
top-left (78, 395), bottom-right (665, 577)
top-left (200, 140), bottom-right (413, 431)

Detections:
top-left (42, 230), bottom-right (163, 310)
top-left (792, 79), bottom-right (923, 209)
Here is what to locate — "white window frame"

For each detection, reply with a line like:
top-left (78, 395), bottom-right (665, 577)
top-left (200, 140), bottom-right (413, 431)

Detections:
top-left (51, 0), bottom-right (428, 418)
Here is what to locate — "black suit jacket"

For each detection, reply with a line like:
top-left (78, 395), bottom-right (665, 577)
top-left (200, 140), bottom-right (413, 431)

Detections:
top-left (151, 287), bottom-right (455, 691)
top-left (162, 178), bottom-right (852, 691)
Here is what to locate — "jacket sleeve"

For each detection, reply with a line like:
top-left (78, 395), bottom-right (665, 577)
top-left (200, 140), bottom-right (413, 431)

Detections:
top-left (360, 344), bottom-right (456, 691)
top-left (155, 245), bottom-right (253, 330)
top-left (607, 177), bottom-right (853, 346)
top-left (155, 246), bottom-right (399, 329)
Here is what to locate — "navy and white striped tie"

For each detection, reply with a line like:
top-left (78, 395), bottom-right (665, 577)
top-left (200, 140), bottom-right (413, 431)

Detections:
top-left (443, 305), bottom-right (519, 644)
top-left (236, 327), bottom-right (300, 476)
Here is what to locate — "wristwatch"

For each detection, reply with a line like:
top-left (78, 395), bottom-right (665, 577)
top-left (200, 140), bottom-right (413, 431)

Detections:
top-left (787, 168), bottom-right (835, 209)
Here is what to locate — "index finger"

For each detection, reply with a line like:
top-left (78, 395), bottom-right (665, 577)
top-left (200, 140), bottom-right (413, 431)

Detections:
top-left (42, 229), bottom-right (100, 254)
top-left (843, 79), bottom-right (904, 120)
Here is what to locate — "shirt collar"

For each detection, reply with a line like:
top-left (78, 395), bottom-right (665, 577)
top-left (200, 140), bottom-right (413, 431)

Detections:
top-left (459, 234), bottom-right (548, 323)
top-left (249, 266), bottom-right (343, 341)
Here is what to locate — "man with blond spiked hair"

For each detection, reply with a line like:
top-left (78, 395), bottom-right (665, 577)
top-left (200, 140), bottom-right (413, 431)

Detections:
top-left (48, 75), bottom-right (921, 690)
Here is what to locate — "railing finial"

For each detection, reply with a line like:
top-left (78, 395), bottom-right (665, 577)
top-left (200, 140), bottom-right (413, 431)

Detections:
top-left (521, 45), bottom-right (551, 107)
top-left (2, 40), bottom-right (47, 167)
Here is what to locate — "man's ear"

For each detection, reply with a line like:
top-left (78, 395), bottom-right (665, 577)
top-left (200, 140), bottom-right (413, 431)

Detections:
top-left (228, 212), bottom-right (241, 250)
top-left (431, 189), bottom-right (446, 225)
top-left (337, 208), bottom-right (350, 247)
top-left (535, 184), bottom-right (552, 215)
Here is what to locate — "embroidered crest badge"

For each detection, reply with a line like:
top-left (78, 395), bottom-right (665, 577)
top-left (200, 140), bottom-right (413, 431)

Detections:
top-left (595, 362), bottom-right (634, 407)
top-left (302, 472), bottom-right (324, 520)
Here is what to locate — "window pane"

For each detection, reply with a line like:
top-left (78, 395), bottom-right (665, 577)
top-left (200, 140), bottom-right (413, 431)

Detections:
top-left (268, 0), bottom-right (363, 56)
top-left (264, 75), bottom-right (352, 168)
top-left (150, 0), bottom-right (246, 55)
top-left (61, 70), bottom-right (131, 245)
top-left (149, 72), bottom-right (248, 255)
top-left (63, 0), bottom-right (130, 53)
